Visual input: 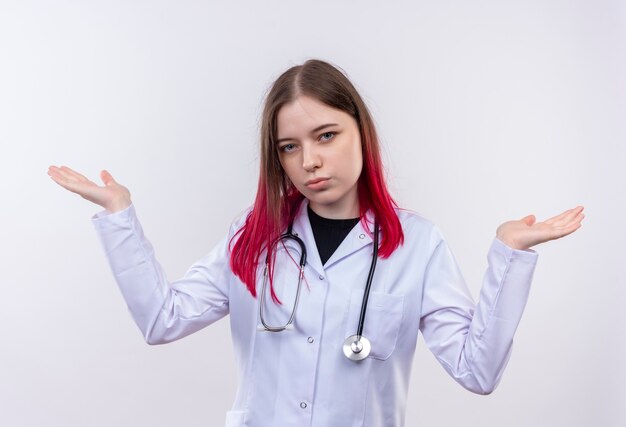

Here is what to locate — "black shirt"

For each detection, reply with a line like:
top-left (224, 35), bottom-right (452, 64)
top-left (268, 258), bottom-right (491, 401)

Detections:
top-left (307, 204), bottom-right (360, 265)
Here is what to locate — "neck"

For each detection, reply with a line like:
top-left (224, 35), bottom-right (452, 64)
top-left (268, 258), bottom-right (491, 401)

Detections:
top-left (308, 200), bottom-right (359, 220)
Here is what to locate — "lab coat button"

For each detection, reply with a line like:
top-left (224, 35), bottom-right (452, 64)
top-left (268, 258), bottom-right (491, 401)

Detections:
top-left (307, 336), bottom-right (314, 343)
top-left (300, 401), bottom-right (307, 409)
top-left (359, 234), bottom-right (365, 239)
top-left (318, 275), bottom-right (324, 280)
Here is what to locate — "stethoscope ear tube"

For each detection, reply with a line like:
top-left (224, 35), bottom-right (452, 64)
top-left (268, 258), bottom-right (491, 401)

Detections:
top-left (259, 264), bottom-right (304, 332)
top-left (258, 218), bottom-right (381, 362)
top-left (258, 228), bottom-right (307, 332)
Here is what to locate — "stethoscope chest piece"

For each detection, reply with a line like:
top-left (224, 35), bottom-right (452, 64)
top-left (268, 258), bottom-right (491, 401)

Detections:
top-left (342, 335), bottom-right (371, 361)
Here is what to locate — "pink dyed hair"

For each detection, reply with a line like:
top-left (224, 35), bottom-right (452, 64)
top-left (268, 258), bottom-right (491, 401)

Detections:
top-left (230, 59), bottom-right (404, 302)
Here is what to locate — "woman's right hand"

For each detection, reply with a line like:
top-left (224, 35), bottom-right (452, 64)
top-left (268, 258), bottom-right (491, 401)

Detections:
top-left (48, 165), bottom-right (132, 213)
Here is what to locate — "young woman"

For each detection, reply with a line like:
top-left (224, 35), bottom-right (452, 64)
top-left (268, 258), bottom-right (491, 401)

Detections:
top-left (48, 59), bottom-right (584, 427)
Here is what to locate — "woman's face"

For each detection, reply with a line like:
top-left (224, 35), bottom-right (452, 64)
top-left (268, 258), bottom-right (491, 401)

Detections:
top-left (276, 95), bottom-right (363, 219)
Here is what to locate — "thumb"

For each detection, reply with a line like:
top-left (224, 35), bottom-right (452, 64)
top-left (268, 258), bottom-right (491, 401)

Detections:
top-left (100, 169), bottom-right (115, 186)
top-left (521, 214), bottom-right (536, 226)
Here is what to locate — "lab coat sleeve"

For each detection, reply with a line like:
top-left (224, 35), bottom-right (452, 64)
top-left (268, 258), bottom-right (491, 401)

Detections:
top-left (91, 203), bottom-right (234, 345)
top-left (419, 226), bottom-right (539, 395)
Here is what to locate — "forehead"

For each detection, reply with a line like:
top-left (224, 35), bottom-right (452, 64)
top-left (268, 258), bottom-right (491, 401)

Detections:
top-left (276, 96), bottom-right (352, 134)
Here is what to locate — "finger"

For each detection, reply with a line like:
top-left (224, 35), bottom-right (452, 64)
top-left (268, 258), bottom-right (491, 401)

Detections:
top-left (48, 170), bottom-right (86, 194)
top-left (543, 209), bottom-right (572, 225)
top-left (59, 165), bottom-right (90, 182)
top-left (566, 212), bottom-right (585, 227)
top-left (48, 167), bottom-right (75, 185)
top-left (521, 214), bottom-right (536, 226)
top-left (48, 168), bottom-right (66, 186)
top-left (50, 166), bottom-right (82, 183)
top-left (544, 206), bottom-right (584, 225)
top-left (553, 221), bottom-right (583, 239)
top-left (100, 169), bottom-right (116, 186)
top-left (553, 207), bottom-right (585, 227)
top-left (48, 166), bottom-right (96, 194)
top-left (548, 215), bottom-right (584, 240)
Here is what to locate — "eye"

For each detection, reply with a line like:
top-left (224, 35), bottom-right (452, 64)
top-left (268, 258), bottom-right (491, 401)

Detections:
top-left (320, 132), bottom-right (336, 142)
top-left (279, 143), bottom-right (297, 153)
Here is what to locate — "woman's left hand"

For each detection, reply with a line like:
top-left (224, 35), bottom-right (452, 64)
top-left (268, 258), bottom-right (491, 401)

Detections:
top-left (496, 206), bottom-right (585, 250)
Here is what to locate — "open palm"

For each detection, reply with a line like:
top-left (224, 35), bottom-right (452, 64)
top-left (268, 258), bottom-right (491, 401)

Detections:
top-left (48, 165), bottom-right (132, 213)
top-left (496, 206), bottom-right (585, 250)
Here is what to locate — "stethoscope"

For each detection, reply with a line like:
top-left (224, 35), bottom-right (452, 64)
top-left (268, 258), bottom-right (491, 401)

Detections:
top-left (259, 220), bottom-right (379, 362)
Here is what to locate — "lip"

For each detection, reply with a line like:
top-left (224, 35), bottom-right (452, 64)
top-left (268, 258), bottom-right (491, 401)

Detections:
top-left (305, 177), bottom-right (330, 189)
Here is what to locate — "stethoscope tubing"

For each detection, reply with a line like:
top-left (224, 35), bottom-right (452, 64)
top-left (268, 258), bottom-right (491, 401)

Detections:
top-left (356, 220), bottom-right (379, 339)
top-left (259, 218), bottom-right (380, 362)
top-left (259, 225), bottom-right (307, 332)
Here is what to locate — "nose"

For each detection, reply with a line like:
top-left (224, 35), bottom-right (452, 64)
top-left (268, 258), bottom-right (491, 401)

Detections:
top-left (302, 143), bottom-right (322, 172)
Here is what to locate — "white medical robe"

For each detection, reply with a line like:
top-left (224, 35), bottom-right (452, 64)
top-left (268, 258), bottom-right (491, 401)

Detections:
top-left (91, 199), bottom-right (539, 427)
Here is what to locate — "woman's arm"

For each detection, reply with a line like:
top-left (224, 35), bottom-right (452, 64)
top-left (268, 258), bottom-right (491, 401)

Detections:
top-left (420, 234), bottom-right (538, 394)
top-left (48, 165), bottom-right (234, 344)
top-left (419, 207), bottom-right (584, 394)
top-left (91, 204), bottom-right (232, 344)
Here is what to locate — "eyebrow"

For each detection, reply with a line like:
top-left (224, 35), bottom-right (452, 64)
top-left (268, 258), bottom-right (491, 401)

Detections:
top-left (276, 123), bottom-right (339, 144)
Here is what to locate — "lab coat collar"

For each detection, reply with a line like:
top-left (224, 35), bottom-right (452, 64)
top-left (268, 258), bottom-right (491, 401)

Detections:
top-left (290, 199), bottom-right (376, 274)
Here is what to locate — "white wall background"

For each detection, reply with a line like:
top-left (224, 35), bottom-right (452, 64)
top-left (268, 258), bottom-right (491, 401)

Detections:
top-left (1, 1), bottom-right (624, 426)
